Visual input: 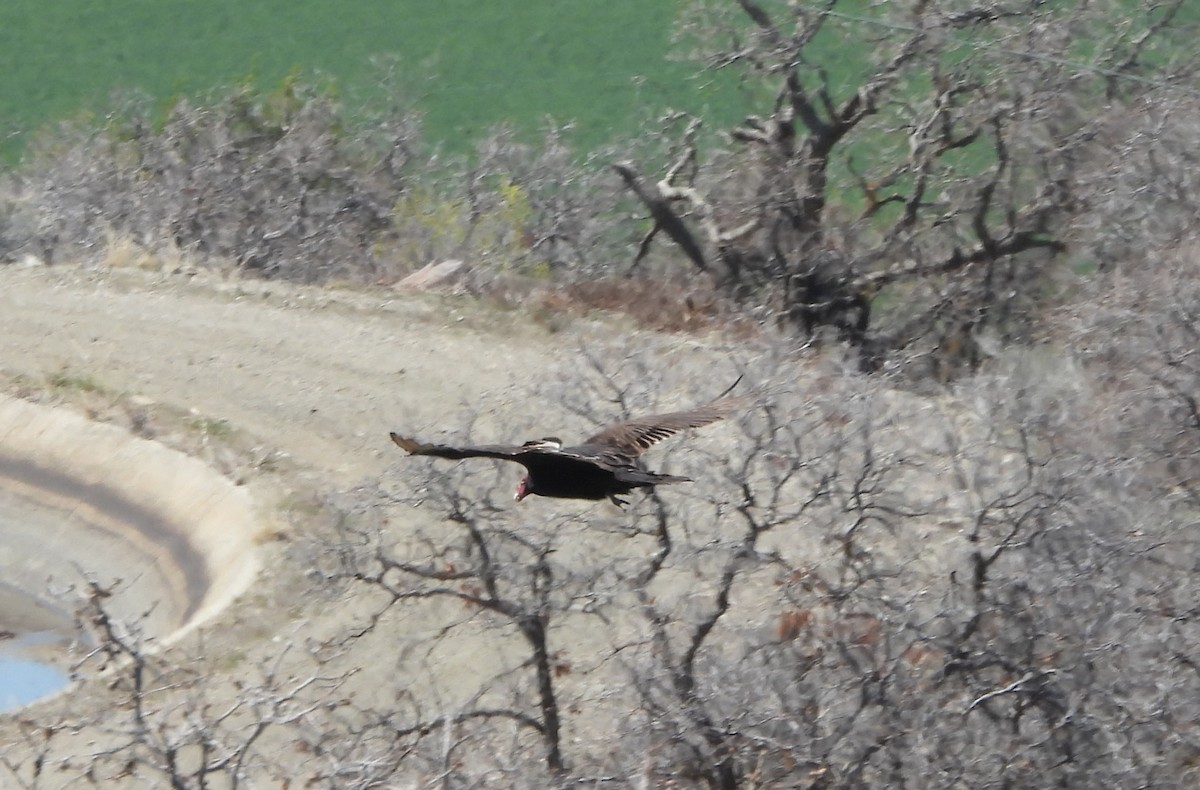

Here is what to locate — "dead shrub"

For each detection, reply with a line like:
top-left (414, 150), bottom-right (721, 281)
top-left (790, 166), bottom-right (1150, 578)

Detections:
top-left (532, 276), bottom-right (758, 336)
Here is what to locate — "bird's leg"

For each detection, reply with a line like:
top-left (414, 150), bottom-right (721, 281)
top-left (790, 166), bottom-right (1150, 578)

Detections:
top-left (609, 495), bottom-right (629, 508)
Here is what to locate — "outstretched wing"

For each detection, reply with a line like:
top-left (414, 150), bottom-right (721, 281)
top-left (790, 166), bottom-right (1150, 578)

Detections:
top-left (583, 392), bottom-right (746, 459)
top-left (390, 433), bottom-right (546, 463)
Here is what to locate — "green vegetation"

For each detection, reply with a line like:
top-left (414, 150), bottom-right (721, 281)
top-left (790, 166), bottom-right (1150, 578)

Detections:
top-left (187, 414), bottom-right (233, 439)
top-left (0, 0), bottom-right (752, 162)
top-left (46, 368), bottom-right (106, 394)
top-left (2, 0), bottom-right (1192, 165)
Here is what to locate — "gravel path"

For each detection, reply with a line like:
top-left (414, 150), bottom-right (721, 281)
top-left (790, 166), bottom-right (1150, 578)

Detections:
top-left (0, 264), bottom-right (566, 486)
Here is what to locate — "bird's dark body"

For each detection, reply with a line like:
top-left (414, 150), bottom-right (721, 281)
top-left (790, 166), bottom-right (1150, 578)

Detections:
top-left (390, 379), bottom-right (744, 505)
top-left (521, 446), bottom-right (688, 501)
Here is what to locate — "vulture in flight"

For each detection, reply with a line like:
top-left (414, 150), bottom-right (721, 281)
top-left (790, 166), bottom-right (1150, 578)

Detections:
top-left (390, 382), bottom-right (745, 506)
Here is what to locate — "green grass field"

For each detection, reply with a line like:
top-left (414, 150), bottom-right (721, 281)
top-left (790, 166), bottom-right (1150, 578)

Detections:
top-left (0, 0), bottom-right (757, 162)
top-left (2, 1), bottom-right (1190, 166)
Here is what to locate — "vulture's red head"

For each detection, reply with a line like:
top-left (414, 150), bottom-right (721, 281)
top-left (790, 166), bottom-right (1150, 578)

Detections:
top-left (515, 475), bottom-right (533, 502)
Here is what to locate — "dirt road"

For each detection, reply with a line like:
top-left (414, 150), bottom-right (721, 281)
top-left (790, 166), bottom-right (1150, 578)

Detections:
top-left (0, 262), bottom-right (600, 651)
top-left (0, 263), bottom-right (570, 487)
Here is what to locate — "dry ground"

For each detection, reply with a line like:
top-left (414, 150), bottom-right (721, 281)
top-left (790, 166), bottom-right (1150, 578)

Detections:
top-left (0, 262), bottom-right (581, 487)
top-left (0, 260), bottom-right (1007, 786)
top-left (0, 260), bottom-right (762, 779)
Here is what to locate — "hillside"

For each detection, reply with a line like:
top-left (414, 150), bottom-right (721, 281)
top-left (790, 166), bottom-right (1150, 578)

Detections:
top-left (1, 0), bottom-right (1198, 783)
top-left (0, 255), bottom-right (1195, 787)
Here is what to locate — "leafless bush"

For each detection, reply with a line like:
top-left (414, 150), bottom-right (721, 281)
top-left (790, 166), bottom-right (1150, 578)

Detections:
top-left (1, 82), bottom-right (628, 289)
top-left (6, 82), bottom-right (414, 281)
top-left (457, 125), bottom-right (628, 285)
top-left (289, 343), bottom-right (1200, 787)
top-left (615, 0), bottom-right (1196, 370)
top-left (1065, 98), bottom-right (1200, 505)
top-left (1074, 94), bottom-right (1200, 272)
top-left (531, 277), bottom-right (755, 336)
top-left (3, 337), bottom-right (1196, 787)
top-left (0, 578), bottom-right (352, 789)
top-left (1065, 239), bottom-right (1200, 507)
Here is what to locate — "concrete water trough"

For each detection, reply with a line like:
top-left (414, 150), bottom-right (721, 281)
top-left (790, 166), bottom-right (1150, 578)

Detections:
top-left (0, 394), bottom-right (261, 708)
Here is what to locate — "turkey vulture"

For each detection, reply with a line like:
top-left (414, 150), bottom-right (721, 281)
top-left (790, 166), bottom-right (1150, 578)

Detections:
top-left (390, 382), bottom-right (745, 506)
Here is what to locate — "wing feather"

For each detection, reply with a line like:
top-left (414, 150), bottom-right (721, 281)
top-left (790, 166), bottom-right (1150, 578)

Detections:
top-left (390, 433), bottom-right (535, 462)
top-left (392, 377), bottom-right (754, 473)
top-left (583, 393), bottom-right (747, 458)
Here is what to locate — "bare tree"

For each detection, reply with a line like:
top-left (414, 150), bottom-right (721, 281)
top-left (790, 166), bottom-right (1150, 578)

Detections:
top-left (0, 578), bottom-right (350, 789)
top-left (616, 0), bottom-right (1195, 370)
top-left (4, 335), bottom-right (1198, 788)
top-left (326, 479), bottom-right (573, 777)
top-left (306, 344), bottom-right (1199, 787)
